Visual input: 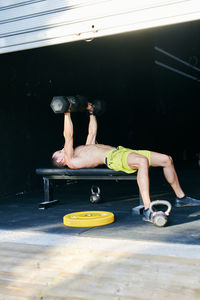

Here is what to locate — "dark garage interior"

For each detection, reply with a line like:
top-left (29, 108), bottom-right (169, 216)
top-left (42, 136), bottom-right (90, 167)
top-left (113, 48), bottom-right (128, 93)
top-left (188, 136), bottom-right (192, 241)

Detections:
top-left (0, 20), bottom-right (199, 197)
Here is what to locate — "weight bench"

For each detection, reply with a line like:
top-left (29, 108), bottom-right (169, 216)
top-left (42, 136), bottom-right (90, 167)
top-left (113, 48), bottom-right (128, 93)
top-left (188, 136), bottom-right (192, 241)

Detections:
top-left (36, 168), bottom-right (143, 213)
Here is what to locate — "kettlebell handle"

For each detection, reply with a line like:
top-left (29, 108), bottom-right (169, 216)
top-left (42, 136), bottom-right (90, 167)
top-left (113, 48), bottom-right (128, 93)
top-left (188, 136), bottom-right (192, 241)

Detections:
top-left (91, 185), bottom-right (100, 195)
top-left (149, 200), bottom-right (172, 215)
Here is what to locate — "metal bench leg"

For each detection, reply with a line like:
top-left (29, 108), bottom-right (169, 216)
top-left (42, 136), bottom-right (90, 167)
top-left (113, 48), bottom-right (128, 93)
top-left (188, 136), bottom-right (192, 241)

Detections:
top-left (132, 191), bottom-right (144, 215)
top-left (39, 177), bottom-right (59, 209)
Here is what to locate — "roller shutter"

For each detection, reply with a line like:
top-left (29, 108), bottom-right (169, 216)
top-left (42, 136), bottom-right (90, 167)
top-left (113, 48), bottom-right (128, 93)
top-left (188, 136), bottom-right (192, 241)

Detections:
top-left (0, 0), bottom-right (200, 54)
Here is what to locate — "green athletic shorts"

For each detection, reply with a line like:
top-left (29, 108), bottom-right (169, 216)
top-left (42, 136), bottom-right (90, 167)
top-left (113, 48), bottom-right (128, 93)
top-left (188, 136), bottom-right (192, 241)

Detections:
top-left (105, 146), bottom-right (151, 174)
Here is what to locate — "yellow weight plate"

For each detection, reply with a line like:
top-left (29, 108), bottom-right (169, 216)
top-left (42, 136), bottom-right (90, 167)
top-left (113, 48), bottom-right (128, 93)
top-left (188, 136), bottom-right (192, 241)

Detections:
top-left (63, 211), bottom-right (114, 227)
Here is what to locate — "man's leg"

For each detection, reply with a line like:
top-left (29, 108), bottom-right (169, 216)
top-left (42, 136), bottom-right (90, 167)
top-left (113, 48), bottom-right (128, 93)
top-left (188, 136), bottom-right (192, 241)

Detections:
top-left (150, 152), bottom-right (185, 198)
top-left (127, 152), bottom-right (151, 209)
top-left (150, 151), bottom-right (200, 207)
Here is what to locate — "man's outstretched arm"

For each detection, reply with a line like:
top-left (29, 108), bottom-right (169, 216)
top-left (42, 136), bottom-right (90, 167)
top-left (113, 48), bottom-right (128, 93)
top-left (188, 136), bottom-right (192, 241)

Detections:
top-left (63, 112), bottom-right (75, 166)
top-left (86, 114), bottom-right (98, 145)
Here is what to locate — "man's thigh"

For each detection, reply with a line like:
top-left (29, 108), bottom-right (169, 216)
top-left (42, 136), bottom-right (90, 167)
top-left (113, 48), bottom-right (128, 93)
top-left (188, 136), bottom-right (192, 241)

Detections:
top-left (127, 152), bottom-right (148, 170)
top-left (150, 151), bottom-right (170, 167)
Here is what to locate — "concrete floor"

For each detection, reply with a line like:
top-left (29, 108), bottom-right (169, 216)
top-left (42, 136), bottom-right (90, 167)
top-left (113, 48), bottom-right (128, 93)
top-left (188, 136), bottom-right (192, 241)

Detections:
top-left (0, 166), bottom-right (200, 299)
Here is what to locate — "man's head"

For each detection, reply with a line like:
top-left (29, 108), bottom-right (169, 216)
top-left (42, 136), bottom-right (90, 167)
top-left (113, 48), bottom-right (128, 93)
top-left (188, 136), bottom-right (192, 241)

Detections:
top-left (52, 149), bottom-right (66, 167)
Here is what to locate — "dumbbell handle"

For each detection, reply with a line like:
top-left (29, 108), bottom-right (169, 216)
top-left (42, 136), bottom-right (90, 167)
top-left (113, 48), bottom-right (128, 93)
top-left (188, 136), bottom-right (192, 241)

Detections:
top-left (149, 200), bottom-right (172, 215)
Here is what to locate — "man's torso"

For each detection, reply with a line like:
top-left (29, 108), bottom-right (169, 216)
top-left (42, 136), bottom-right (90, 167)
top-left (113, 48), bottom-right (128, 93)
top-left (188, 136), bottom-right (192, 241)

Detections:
top-left (71, 144), bottom-right (115, 168)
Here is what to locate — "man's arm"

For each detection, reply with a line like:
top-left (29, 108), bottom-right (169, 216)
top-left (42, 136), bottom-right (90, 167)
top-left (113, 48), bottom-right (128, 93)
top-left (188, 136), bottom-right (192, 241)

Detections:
top-left (63, 112), bottom-right (75, 166)
top-left (86, 114), bottom-right (98, 145)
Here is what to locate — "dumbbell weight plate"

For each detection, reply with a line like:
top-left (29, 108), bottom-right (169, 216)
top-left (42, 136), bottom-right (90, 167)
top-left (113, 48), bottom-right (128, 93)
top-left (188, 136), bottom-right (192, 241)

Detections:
top-left (63, 211), bottom-right (114, 227)
top-left (50, 96), bottom-right (70, 114)
top-left (92, 99), bottom-right (106, 116)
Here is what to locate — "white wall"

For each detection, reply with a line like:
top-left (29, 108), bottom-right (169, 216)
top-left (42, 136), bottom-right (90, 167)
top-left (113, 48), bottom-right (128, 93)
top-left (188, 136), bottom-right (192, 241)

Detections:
top-left (0, 0), bottom-right (200, 54)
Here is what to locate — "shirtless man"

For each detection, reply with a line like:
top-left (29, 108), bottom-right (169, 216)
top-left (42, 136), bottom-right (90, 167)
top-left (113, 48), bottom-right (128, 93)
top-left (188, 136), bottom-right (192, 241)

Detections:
top-left (52, 105), bottom-right (200, 223)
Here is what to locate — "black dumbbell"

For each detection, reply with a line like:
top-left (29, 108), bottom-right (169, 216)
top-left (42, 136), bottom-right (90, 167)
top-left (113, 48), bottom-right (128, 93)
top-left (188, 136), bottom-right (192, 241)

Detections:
top-left (50, 95), bottom-right (88, 114)
top-left (89, 99), bottom-right (106, 116)
top-left (149, 200), bottom-right (172, 227)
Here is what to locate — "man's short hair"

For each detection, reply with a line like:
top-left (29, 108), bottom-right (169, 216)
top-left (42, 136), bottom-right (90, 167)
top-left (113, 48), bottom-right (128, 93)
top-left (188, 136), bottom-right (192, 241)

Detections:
top-left (52, 156), bottom-right (62, 167)
top-left (51, 152), bottom-right (64, 168)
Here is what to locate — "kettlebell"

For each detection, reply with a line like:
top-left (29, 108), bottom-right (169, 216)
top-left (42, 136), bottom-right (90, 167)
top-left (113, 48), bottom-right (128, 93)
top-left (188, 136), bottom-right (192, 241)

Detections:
top-left (90, 185), bottom-right (101, 203)
top-left (149, 200), bottom-right (172, 227)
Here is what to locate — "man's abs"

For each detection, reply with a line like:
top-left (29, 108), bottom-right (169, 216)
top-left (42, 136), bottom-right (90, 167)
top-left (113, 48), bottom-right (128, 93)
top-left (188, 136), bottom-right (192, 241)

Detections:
top-left (72, 144), bottom-right (115, 168)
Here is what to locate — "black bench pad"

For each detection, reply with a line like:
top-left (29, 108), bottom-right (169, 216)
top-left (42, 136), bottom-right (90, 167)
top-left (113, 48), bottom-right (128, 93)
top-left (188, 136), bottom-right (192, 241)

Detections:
top-left (36, 168), bottom-right (136, 176)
